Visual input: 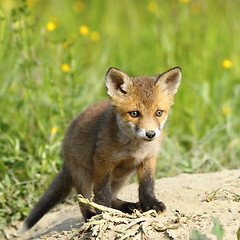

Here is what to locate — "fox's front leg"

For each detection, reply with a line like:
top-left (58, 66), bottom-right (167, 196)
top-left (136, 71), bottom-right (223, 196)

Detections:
top-left (137, 157), bottom-right (166, 212)
top-left (93, 158), bottom-right (112, 209)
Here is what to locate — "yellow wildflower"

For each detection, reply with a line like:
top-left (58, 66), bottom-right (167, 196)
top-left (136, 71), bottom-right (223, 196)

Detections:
top-left (147, 2), bottom-right (158, 13)
top-left (79, 25), bottom-right (89, 36)
top-left (61, 64), bottom-right (71, 73)
top-left (222, 104), bottom-right (231, 117)
top-left (51, 126), bottom-right (57, 135)
top-left (46, 22), bottom-right (56, 32)
top-left (73, 1), bottom-right (85, 13)
top-left (179, 0), bottom-right (191, 3)
top-left (222, 59), bottom-right (232, 69)
top-left (90, 31), bottom-right (100, 41)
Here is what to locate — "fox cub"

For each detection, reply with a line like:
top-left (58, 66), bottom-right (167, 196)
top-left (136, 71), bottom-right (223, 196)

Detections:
top-left (20, 66), bottom-right (182, 233)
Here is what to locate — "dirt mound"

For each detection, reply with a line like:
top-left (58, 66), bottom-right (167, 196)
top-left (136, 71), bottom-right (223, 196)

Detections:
top-left (14, 170), bottom-right (240, 239)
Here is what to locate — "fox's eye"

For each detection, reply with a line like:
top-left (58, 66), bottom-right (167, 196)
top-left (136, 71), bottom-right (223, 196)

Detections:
top-left (155, 110), bottom-right (163, 117)
top-left (129, 111), bottom-right (140, 118)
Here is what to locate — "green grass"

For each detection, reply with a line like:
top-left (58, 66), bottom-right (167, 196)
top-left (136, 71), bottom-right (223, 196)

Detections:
top-left (0, 0), bottom-right (240, 238)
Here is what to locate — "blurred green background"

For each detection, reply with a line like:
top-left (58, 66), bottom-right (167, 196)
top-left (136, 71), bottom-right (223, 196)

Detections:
top-left (0, 0), bottom-right (239, 237)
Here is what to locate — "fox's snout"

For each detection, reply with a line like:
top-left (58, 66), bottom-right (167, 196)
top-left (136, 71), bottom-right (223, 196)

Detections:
top-left (145, 130), bottom-right (156, 139)
top-left (133, 125), bottom-right (161, 141)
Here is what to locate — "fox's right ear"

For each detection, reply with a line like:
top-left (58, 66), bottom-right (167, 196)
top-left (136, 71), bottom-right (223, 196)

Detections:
top-left (105, 67), bottom-right (132, 97)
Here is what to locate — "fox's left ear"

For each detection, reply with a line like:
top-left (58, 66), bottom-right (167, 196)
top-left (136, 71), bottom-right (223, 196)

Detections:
top-left (155, 67), bottom-right (182, 95)
top-left (105, 67), bottom-right (132, 97)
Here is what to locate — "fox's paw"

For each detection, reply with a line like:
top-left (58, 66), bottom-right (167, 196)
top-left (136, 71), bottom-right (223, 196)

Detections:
top-left (140, 198), bottom-right (166, 213)
top-left (112, 199), bottom-right (140, 213)
top-left (84, 209), bottom-right (97, 221)
top-left (120, 201), bottom-right (140, 213)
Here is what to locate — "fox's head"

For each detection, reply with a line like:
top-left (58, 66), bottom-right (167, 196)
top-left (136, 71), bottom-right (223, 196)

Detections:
top-left (105, 67), bottom-right (181, 142)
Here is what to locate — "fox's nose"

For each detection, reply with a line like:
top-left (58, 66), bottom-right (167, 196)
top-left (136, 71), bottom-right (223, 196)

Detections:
top-left (146, 131), bottom-right (156, 139)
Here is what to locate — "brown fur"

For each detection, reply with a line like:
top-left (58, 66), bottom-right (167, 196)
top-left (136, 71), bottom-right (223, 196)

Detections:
top-left (20, 67), bottom-right (181, 232)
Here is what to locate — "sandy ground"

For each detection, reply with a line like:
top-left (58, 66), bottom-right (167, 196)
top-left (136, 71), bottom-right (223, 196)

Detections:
top-left (13, 169), bottom-right (240, 240)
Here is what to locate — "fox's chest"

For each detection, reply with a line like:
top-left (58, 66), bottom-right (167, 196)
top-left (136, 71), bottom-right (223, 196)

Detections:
top-left (112, 140), bottom-right (160, 166)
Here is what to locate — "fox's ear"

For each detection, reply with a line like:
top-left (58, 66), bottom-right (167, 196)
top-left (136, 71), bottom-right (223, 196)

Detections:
top-left (105, 67), bottom-right (132, 97)
top-left (155, 67), bottom-right (182, 95)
